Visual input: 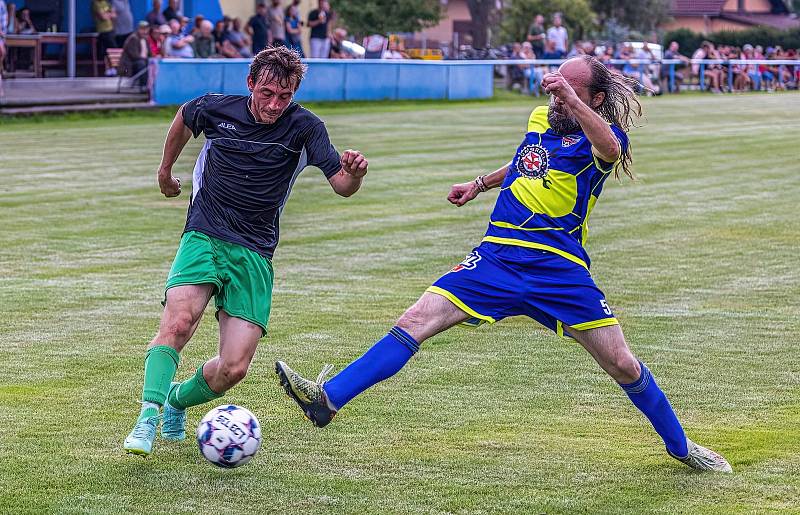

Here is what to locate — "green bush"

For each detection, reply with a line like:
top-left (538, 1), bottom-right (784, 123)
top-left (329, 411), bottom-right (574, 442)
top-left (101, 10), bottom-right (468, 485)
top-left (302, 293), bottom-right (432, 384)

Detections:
top-left (663, 26), bottom-right (800, 54)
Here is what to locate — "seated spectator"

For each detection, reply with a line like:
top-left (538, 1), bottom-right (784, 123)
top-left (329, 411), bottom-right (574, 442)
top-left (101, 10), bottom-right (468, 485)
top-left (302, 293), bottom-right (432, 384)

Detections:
top-left (693, 41), bottom-right (724, 93)
top-left (164, 18), bottom-right (194, 58)
top-left (729, 47), bottom-right (750, 92)
top-left (566, 40), bottom-right (584, 58)
top-left (597, 44), bottom-right (615, 69)
top-left (284, 4), bottom-right (304, 56)
top-left (382, 38), bottom-right (408, 59)
top-left (16, 6), bottom-right (36, 34)
top-left (227, 18), bottom-right (252, 58)
top-left (120, 20), bottom-right (149, 86)
top-left (662, 41), bottom-right (689, 93)
top-left (742, 44), bottom-right (761, 91)
top-left (193, 19), bottom-right (216, 58)
top-left (212, 19), bottom-right (228, 52)
top-left (329, 28), bottom-right (349, 58)
top-left (147, 23), bottom-right (170, 57)
top-left (191, 14), bottom-right (203, 37)
top-left (521, 41), bottom-right (543, 95)
top-left (540, 39), bottom-right (562, 70)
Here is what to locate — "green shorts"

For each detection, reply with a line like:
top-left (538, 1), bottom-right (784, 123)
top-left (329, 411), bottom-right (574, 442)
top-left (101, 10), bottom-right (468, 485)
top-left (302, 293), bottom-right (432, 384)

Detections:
top-left (164, 231), bottom-right (274, 336)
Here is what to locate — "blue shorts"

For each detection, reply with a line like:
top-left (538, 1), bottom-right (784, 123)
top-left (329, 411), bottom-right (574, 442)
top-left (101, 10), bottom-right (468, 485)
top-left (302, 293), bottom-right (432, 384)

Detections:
top-left (427, 242), bottom-right (618, 337)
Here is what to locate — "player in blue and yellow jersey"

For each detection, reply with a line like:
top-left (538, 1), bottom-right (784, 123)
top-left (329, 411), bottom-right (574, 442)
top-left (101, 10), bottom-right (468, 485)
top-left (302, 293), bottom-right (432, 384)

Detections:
top-left (276, 56), bottom-right (732, 472)
top-left (122, 47), bottom-right (369, 457)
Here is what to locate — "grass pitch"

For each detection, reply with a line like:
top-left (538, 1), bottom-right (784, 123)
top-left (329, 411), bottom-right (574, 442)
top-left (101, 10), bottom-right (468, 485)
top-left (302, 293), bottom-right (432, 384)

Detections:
top-left (1, 93), bottom-right (798, 513)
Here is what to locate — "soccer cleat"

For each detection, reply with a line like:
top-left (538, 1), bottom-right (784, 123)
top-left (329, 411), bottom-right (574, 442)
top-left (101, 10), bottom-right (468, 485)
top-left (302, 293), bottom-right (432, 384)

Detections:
top-left (672, 438), bottom-right (733, 473)
top-left (161, 382), bottom-right (187, 441)
top-left (275, 361), bottom-right (337, 428)
top-left (123, 416), bottom-right (160, 456)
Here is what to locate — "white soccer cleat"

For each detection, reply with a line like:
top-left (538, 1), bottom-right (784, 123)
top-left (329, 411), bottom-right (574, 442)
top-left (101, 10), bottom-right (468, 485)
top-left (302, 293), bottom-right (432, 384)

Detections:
top-left (673, 438), bottom-right (733, 473)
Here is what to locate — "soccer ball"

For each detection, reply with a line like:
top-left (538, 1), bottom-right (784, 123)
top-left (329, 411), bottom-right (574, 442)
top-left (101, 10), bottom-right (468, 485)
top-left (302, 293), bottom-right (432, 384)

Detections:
top-left (196, 405), bottom-right (262, 468)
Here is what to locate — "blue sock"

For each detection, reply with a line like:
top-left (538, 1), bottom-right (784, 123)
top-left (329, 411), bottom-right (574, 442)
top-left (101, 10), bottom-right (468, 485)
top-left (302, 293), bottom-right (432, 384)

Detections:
top-left (324, 327), bottom-right (419, 409)
top-left (619, 361), bottom-right (688, 458)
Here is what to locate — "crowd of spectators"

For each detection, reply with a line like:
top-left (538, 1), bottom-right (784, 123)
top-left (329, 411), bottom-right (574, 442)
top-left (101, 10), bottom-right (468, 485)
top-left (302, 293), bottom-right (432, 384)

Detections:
top-left (506, 12), bottom-right (800, 95)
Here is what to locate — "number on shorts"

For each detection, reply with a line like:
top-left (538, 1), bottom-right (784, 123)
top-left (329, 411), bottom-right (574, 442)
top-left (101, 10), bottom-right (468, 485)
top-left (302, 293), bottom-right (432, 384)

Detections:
top-left (600, 299), bottom-right (612, 316)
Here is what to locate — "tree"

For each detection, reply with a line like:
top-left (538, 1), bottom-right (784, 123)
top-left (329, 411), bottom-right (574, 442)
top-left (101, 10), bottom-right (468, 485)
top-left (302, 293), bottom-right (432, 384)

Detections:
top-left (466, 0), bottom-right (496, 49)
top-left (334, 0), bottom-right (443, 38)
top-left (500, 0), bottom-right (595, 44)
top-left (590, 0), bottom-right (671, 34)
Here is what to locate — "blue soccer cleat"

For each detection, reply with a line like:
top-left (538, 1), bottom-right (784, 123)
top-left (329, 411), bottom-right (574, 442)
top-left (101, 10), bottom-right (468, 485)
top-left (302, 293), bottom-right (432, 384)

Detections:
top-left (161, 382), bottom-right (187, 441)
top-left (123, 415), bottom-right (160, 456)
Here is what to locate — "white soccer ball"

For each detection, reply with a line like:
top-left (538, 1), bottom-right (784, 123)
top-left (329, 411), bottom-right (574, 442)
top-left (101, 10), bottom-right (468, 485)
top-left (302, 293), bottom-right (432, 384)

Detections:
top-left (196, 404), bottom-right (262, 468)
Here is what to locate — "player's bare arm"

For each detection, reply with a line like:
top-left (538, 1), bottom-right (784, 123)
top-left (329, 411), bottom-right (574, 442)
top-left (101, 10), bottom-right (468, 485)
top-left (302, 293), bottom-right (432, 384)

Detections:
top-left (328, 149), bottom-right (368, 197)
top-left (447, 161), bottom-right (511, 207)
top-left (157, 106), bottom-right (193, 198)
top-left (542, 71), bottom-right (620, 163)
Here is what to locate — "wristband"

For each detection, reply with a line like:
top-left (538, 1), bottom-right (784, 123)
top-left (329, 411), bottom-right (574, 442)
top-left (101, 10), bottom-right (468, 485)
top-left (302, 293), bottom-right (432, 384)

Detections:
top-left (474, 175), bottom-right (488, 192)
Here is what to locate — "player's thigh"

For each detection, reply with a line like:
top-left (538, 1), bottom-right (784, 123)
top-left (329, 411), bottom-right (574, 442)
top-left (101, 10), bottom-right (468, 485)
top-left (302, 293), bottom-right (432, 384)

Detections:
top-left (566, 324), bottom-right (640, 383)
top-left (396, 291), bottom-right (470, 343)
top-left (215, 241), bottom-right (273, 338)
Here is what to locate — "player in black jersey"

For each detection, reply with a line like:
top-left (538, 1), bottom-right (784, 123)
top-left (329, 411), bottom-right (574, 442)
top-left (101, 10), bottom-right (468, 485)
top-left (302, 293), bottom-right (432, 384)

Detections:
top-left (124, 47), bottom-right (369, 456)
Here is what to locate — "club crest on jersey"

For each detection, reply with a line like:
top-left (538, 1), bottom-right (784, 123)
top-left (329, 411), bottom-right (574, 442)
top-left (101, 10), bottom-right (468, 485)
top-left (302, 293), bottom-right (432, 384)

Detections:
top-left (516, 144), bottom-right (550, 180)
top-left (562, 135), bottom-right (582, 147)
top-left (451, 251), bottom-right (481, 272)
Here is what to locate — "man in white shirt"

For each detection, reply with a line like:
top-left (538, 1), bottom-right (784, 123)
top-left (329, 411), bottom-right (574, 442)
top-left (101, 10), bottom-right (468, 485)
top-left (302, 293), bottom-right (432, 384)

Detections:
top-left (546, 12), bottom-right (568, 58)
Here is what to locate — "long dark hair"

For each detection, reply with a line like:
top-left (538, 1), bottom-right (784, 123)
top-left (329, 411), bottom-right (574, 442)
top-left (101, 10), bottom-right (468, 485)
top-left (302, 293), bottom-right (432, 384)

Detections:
top-left (581, 55), bottom-right (642, 180)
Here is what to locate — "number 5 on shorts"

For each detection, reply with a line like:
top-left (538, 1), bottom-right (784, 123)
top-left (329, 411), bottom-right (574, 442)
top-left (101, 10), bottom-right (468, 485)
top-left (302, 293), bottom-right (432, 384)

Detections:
top-left (600, 299), bottom-right (612, 316)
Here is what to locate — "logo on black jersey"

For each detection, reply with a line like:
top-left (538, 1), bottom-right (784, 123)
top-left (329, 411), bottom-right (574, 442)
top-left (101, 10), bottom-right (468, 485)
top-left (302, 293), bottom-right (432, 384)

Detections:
top-left (516, 144), bottom-right (550, 180)
top-left (218, 122), bottom-right (237, 130)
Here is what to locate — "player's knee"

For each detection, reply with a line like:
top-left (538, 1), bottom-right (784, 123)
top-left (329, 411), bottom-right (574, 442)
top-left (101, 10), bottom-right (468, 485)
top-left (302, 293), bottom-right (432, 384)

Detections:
top-left (396, 303), bottom-right (426, 334)
top-left (608, 354), bottom-right (641, 384)
top-left (162, 312), bottom-right (195, 342)
top-left (217, 360), bottom-right (249, 389)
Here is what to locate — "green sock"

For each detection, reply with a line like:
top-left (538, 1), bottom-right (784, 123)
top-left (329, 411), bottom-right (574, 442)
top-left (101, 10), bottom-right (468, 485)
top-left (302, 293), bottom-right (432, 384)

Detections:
top-left (168, 362), bottom-right (223, 410)
top-left (138, 345), bottom-right (180, 422)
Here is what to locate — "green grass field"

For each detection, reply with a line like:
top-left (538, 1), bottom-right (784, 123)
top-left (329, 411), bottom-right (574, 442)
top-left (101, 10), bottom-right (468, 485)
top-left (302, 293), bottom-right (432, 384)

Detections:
top-left (1, 92), bottom-right (799, 514)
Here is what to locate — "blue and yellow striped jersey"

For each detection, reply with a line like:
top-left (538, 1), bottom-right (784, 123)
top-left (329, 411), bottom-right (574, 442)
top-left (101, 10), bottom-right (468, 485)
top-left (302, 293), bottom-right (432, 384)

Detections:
top-left (483, 106), bottom-right (629, 269)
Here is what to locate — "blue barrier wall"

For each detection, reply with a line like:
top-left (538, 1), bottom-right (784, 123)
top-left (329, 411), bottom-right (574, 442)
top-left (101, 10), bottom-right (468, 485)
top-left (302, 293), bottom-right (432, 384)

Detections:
top-left (152, 59), bottom-right (495, 105)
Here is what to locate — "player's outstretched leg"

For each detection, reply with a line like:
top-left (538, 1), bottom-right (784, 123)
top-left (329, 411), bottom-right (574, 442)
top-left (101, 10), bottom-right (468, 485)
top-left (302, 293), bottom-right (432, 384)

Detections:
top-left (123, 285), bottom-right (212, 456)
top-left (567, 323), bottom-right (732, 473)
top-left (276, 292), bottom-right (468, 427)
top-left (162, 311), bottom-right (262, 439)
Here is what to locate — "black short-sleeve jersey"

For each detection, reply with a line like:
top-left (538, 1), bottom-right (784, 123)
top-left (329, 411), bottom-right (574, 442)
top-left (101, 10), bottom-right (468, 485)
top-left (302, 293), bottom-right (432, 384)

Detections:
top-left (180, 94), bottom-right (341, 258)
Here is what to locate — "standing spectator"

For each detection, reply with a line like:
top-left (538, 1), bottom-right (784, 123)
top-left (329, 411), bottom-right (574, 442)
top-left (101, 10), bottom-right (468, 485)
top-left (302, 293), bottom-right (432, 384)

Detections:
top-left (0, 0), bottom-right (7, 94)
top-left (146, 0), bottom-right (167, 27)
top-left (526, 14), bottom-right (545, 56)
top-left (162, 0), bottom-right (181, 22)
top-left (193, 19), bottom-right (216, 58)
top-left (247, 2), bottom-right (270, 54)
top-left (148, 23), bottom-right (170, 57)
top-left (268, 0), bottom-right (285, 47)
top-left (227, 18), bottom-right (252, 58)
top-left (120, 20), bottom-right (149, 86)
top-left (93, 0), bottom-right (117, 71)
top-left (191, 15), bottom-right (204, 37)
top-left (308, 0), bottom-right (332, 58)
top-left (284, 3), bottom-right (303, 56)
top-left (546, 12), bottom-right (568, 58)
top-left (112, 0), bottom-right (133, 47)
top-left (164, 18), bottom-right (194, 58)
top-left (662, 41), bottom-right (689, 93)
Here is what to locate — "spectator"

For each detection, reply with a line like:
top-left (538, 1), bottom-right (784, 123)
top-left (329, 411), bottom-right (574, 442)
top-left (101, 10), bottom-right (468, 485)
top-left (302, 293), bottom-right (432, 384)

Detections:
top-left (540, 39), bottom-right (561, 70)
top-left (5, 1), bottom-right (14, 34)
top-left (329, 27), bottom-right (348, 58)
top-left (191, 14), bottom-right (204, 37)
top-left (598, 44), bottom-right (615, 69)
top-left (16, 6), bottom-right (36, 34)
top-left (505, 42), bottom-right (526, 90)
top-left (227, 18), bottom-right (252, 58)
top-left (112, 0), bottom-right (133, 47)
top-left (162, 0), bottom-right (181, 22)
top-left (566, 40), bottom-right (584, 58)
top-left (164, 18), bottom-right (194, 58)
top-left (284, 3), bottom-right (303, 56)
top-left (526, 14), bottom-right (545, 56)
top-left (120, 20), bottom-right (149, 86)
top-left (247, 2), bottom-right (270, 54)
top-left (146, 0), bottom-right (167, 27)
top-left (212, 19), bottom-right (228, 49)
top-left (636, 42), bottom-right (661, 94)
top-left (546, 12), bottom-right (568, 58)
top-left (308, 0), bottom-right (332, 58)
top-left (93, 0), bottom-right (117, 71)
top-left (662, 41), bottom-right (689, 93)
top-left (729, 47), bottom-right (750, 92)
top-left (0, 0), bottom-right (6, 87)
top-left (193, 19), bottom-right (215, 58)
top-left (742, 44), bottom-right (761, 91)
top-left (269, 0), bottom-right (285, 47)
top-left (148, 23), bottom-right (170, 57)
top-left (692, 41), bottom-right (723, 93)
top-left (521, 41), bottom-right (543, 95)
top-left (382, 36), bottom-right (408, 60)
